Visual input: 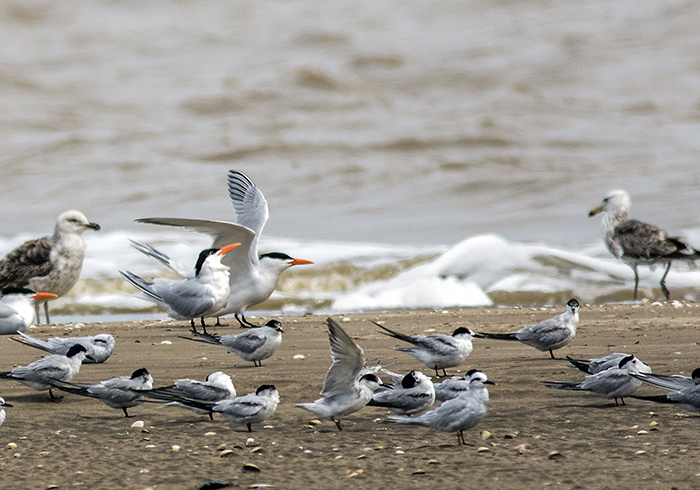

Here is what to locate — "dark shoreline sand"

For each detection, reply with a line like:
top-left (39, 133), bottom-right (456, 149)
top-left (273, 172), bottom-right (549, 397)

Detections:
top-left (1, 303), bottom-right (699, 489)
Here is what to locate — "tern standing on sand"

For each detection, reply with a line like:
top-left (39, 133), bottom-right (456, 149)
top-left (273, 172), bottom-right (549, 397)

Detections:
top-left (0, 210), bottom-right (100, 323)
top-left (120, 243), bottom-right (240, 333)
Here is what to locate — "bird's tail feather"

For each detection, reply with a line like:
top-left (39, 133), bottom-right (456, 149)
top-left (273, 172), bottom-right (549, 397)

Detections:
top-left (565, 356), bottom-right (592, 373)
top-left (474, 332), bottom-right (518, 341)
top-left (119, 270), bottom-right (163, 303)
top-left (373, 322), bottom-right (415, 343)
top-left (543, 381), bottom-right (582, 391)
top-left (630, 394), bottom-right (677, 405)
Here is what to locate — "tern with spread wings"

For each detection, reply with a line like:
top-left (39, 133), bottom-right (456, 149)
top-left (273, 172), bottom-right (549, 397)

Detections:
top-left (296, 318), bottom-right (383, 431)
top-left (135, 170), bottom-right (313, 328)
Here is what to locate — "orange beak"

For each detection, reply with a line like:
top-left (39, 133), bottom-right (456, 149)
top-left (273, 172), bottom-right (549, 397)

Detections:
top-left (34, 292), bottom-right (59, 301)
top-left (290, 258), bottom-right (314, 266)
top-left (218, 243), bottom-right (242, 255)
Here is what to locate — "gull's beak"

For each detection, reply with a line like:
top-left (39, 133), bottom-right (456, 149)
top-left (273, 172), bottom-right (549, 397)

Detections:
top-left (1, 402), bottom-right (12, 407)
top-left (290, 258), bottom-right (314, 266)
top-left (85, 354), bottom-right (96, 362)
top-left (484, 380), bottom-right (496, 385)
top-left (34, 292), bottom-right (58, 301)
top-left (588, 206), bottom-right (603, 217)
top-left (86, 222), bottom-right (101, 231)
top-left (218, 243), bottom-right (242, 255)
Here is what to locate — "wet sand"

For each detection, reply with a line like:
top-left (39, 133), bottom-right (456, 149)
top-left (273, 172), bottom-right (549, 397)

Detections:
top-left (1, 302), bottom-right (699, 490)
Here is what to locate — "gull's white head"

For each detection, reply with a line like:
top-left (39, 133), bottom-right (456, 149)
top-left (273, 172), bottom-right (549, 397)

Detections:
top-left (589, 190), bottom-right (631, 220)
top-left (56, 210), bottom-right (101, 235)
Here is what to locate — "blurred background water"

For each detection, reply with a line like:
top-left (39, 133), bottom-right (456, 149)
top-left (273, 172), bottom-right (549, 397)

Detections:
top-left (1, 0), bottom-right (699, 321)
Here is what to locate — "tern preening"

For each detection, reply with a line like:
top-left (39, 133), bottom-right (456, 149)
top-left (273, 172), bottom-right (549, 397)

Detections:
top-left (545, 354), bottom-right (651, 406)
top-left (140, 371), bottom-right (236, 420)
top-left (296, 318), bottom-right (384, 431)
top-left (51, 368), bottom-right (153, 417)
top-left (158, 384), bottom-right (279, 432)
top-left (589, 189), bottom-right (700, 300)
top-left (181, 319), bottom-right (283, 367)
top-left (0, 210), bottom-right (100, 323)
top-left (0, 288), bottom-right (57, 334)
top-left (475, 299), bottom-right (580, 359)
top-left (389, 370), bottom-right (494, 446)
top-left (120, 242), bottom-right (240, 333)
top-left (0, 344), bottom-right (91, 402)
top-left (566, 353), bottom-right (631, 375)
top-left (135, 170), bottom-right (313, 328)
top-left (12, 331), bottom-right (115, 363)
top-left (375, 321), bottom-right (475, 377)
top-left (368, 369), bottom-right (435, 416)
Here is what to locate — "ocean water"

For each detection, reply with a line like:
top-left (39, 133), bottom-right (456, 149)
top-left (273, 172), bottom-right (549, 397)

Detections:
top-left (1, 0), bottom-right (700, 320)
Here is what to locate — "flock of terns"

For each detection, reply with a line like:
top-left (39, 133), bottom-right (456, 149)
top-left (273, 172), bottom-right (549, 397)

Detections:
top-left (0, 170), bottom-right (699, 446)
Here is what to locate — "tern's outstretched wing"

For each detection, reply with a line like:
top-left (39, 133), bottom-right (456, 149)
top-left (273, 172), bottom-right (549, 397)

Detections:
top-left (321, 318), bottom-right (365, 396)
top-left (135, 217), bottom-right (256, 279)
top-left (227, 170), bottom-right (268, 264)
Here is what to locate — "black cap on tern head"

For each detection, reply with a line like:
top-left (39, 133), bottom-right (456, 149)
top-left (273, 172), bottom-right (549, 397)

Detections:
top-left (265, 319), bottom-right (284, 333)
top-left (256, 384), bottom-right (277, 395)
top-left (194, 248), bottom-right (220, 276)
top-left (618, 355), bottom-right (635, 368)
top-left (259, 252), bottom-right (294, 262)
top-left (691, 368), bottom-right (700, 383)
top-left (359, 373), bottom-right (381, 384)
top-left (452, 327), bottom-right (474, 337)
top-left (131, 368), bottom-right (150, 379)
top-left (401, 371), bottom-right (419, 389)
top-left (65, 344), bottom-right (88, 357)
top-left (1, 287), bottom-right (36, 296)
top-left (465, 369), bottom-right (480, 377)
top-left (567, 299), bottom-right (580, 309)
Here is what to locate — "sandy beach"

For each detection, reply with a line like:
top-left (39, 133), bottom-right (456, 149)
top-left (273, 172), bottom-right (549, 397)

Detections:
top-left (1, 302), bottom-right (698, 490)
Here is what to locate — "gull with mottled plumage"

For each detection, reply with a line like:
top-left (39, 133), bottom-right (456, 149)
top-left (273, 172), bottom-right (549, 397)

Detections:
top-left (13, 331), bottom-right (115, 363)
top-left (390, 370), bottom-right (494, 446)
top-left (590, 189), bottom-right (700, 300)
top-left (51, 368), bottom-right (153, 417)
top-left (0, 210), bottom-right (100, 323)
top-left (0, 344), bottom-right (91, 401)
top-left (368, 369), bottom-right (435, 415)
top-left (181, 319), bottom-right (283, 367)
top-left (375, 322), bottom-right (475, 377)
top-left (296, 318), bottom-right (384, 431)
top-left (545, 354), bottom-right (651, 406)
top-left (135, 170), bottom-right (313, 328)
top-left (476, 299), bottom-right (580, 359)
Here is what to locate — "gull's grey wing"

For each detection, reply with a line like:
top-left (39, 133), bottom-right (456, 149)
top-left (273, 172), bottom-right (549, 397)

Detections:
top-left (175, 380), bottom-right (234, 402)
top-left (135, 217), bottom-right (256, 279)
top-left (221, 330), bottom-right (267, 354)
top-left (227, 170), bottom-right (268, 265)
top-left (321, 318), bottom-right (365, 396)
top-left (0, 237), bottom-right (53, 287)
top-left (129, 240), bottom-right (192, 278)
